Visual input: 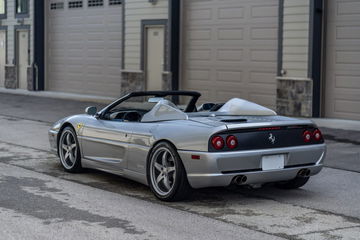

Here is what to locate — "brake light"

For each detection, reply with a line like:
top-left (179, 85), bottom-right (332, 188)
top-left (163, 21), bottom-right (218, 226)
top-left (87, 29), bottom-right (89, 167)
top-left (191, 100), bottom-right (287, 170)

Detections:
top-left (303, 130), bottom-right (312, 143)
top-left (211, 136), bottom-right (224, 150)
top-left (257, 127), bottom-right (281, 131)
top-left (226, 135), bottom-right (238, 149)
top-left (313, 129), bottom-right (322, 141)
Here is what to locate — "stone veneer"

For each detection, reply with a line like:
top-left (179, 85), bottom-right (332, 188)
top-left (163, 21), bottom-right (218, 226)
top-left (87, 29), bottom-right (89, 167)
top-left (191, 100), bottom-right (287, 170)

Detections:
top-left (121, 71), bottom-right (172, 95)
top-left (162, 72), bottom-right (172, 90)
top-left (4, 66), bottom-right (34, 90)
top-left (276, 77), bottom-right (313, 117)
top-left (27, 67), bottom-right (34, 90)
top-left (121, 72), bottom-right (145, 95)
top-left (4, 66), bottom-right (17, 89)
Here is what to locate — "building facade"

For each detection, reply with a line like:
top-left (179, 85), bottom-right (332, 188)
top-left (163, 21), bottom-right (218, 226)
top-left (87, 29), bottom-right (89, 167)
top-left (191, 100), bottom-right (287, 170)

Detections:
top-left (0, 0), bottom-right (37, 90)
top-left (2, 0), bottom-right (360, 121)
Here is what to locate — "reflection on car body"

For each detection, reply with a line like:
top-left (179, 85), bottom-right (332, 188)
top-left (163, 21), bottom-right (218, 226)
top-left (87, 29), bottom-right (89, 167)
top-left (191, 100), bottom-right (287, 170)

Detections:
top-left (49, 91), bottom-right (326, 201)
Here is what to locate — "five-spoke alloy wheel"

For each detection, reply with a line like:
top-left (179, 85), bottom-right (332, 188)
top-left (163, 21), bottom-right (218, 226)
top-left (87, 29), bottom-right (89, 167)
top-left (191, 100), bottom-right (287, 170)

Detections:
top-left (147, 142), bottom-right (191, 201)
top-left (58, 127), bottom-right (82, 172)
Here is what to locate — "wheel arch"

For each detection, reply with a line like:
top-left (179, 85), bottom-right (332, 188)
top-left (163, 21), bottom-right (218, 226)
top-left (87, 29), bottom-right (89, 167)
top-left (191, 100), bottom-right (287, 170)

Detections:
top-left (57, 122), bottom-right (76, 155)
top-left (146, 139), bottom-right (188, 179)
top-left (146, 139), bottom-right (178, 166)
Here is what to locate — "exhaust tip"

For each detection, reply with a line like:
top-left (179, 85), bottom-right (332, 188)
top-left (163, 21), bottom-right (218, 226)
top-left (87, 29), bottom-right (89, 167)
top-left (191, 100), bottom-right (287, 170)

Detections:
top-left (298, 169), bottom-right (310, 178)
top-left (233, 175), bottom-right (247, 185)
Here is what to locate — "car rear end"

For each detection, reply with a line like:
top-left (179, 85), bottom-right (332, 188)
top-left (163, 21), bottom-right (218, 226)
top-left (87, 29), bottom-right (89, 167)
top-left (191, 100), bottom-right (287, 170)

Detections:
top-left (178, 117), bottom-right (326, 189)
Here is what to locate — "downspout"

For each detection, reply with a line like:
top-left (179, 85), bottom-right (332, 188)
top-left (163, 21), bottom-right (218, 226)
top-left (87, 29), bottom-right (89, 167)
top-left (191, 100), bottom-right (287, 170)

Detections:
top-left (309, 0), bottom-right (324, 117)
top-left (33, 0), bottom-right (45, 90)
top-left (169, 0), bottom-right (180, 92)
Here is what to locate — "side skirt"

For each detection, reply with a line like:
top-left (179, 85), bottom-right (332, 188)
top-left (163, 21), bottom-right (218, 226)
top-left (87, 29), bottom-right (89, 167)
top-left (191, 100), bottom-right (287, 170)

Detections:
top-left (82, 158), bottom-right (148, 186)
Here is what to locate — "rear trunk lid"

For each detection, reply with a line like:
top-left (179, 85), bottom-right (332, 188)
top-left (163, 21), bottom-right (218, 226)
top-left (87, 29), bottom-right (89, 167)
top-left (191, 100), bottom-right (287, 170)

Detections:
top-left (188, 113), bottom-right (322, 151)
top-left (188, 114), bottom-right (314, 129)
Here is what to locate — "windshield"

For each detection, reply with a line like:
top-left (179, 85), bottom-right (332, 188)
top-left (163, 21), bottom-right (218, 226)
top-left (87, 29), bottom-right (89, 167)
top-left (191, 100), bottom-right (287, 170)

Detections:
top-left (101, 92), bottom-right (199, 122)
top-left (110, 95), bottom-right (193, 112)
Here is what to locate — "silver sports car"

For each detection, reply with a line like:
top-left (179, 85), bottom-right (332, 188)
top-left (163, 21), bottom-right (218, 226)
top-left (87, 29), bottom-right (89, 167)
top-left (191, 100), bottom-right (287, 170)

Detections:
top-left (49, 91), bottom-right (326, 201)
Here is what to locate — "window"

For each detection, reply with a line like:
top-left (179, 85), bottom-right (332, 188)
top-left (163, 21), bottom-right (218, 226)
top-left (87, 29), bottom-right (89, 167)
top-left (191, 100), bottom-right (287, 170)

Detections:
top-left (50, 2), bottom-right (64, 10)
top-left (0, 0), bottom-right (5, 16)
top-left (88, 0), bottom-right (103, 7)
top-left (109, 0), bottom-right (122, 6)
top-left (16, 0), bottom-right (29, 15)
top-left (68, 0), bottom-right (83, 9)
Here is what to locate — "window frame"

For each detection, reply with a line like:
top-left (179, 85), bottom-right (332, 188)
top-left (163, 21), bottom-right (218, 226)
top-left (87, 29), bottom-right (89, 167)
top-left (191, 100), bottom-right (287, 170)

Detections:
top-left (15, 0), bottom-right (29, 18)
top-left (0, 0), bottom-right (7, 19)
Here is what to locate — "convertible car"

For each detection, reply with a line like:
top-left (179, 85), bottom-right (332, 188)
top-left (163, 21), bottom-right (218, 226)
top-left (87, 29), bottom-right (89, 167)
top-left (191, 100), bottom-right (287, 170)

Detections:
top-left (49, 91), bottom-right (326, 201)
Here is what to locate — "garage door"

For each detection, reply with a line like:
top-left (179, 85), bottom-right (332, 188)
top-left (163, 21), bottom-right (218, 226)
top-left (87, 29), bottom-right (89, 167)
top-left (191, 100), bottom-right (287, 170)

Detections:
top-left (46, 0), bottom-right (123, 97)
top-left (181, 0), bottom-right (278, 109)
top-left (324, 0), bottom-right (360, 120)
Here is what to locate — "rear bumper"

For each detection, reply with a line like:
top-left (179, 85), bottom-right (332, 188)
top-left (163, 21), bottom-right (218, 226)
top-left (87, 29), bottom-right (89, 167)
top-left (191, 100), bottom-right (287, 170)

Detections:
top-left (178, 144), bottom-right (326, 189)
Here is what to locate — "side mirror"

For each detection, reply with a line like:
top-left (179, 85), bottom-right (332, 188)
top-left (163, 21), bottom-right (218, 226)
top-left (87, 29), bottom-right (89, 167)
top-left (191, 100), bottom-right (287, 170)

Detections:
top-left (85, 106), bottom-right (97, 116)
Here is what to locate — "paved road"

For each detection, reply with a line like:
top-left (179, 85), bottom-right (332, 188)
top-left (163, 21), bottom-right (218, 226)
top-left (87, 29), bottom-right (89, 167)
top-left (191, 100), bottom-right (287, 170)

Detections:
top-left (0, 93), bottom-right (360, 239)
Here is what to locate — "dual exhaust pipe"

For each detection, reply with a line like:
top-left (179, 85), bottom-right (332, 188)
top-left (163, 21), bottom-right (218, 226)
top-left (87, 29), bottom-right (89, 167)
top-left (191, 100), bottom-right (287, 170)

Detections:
top-left (233, 175), bottom-right (247, 185)
top-left (233, 168), bottom-right (311, 185)
top-left (298, 168), bottom-right (311, 178)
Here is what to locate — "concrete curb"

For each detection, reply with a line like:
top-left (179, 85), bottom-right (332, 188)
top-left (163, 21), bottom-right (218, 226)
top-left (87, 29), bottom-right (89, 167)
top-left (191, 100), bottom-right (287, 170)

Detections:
top-left (0, 88), bottom-right (116, 104)
top-left (1, 87), bottom-right (360, 132)
top-left (311, 118), bottom-right (360, 132)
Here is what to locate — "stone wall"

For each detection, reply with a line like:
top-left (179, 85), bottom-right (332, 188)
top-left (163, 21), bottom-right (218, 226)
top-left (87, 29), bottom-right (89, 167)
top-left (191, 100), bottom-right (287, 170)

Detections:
top-left (162, 72), bottom-right (172, 91)
top-left (27, 67), bottom-right (34, 90)
top-left (121, 71), bottom-right (173, 95)
top-left (121, 72), bottom-right (145, 95)
top-left (276, 77), bottom-right (312, 117)
top-left (4, 66), bottom-right (17, 89)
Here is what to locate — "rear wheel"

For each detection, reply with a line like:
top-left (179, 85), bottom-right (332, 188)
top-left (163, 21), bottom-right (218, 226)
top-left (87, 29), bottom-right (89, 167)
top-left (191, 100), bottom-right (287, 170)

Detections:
top-left (58, 127), bottom-right (82, 172)
top-left (276, 176), bottom-right (309, 189)
top-left (147, 142), bottom-right (191, 201)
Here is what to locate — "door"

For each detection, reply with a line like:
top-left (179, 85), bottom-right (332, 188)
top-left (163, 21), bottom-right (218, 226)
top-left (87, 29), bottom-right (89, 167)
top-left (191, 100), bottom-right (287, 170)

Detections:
top-left (0, 31), bottom-right (5, 87)
top-left (17, 30), bottom-right (29, 90)
top-left (80, 118), bottom-right (134, 172)
top-left (324, 0), bottom-right (360, 120)
top-left (46, 0), bottom-right (123, 96)
top-left (181, 0), bottom-right (278, 108)
top-left (146, 26), bottom-right (165, 91)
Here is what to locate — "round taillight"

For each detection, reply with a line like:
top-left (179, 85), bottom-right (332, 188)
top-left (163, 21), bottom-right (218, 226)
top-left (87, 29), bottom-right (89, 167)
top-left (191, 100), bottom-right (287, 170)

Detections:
top-left (211, 136), bottom-right (224, 150)
top-left (226, 135), bottom-right (238, 149)
top-left (303, 130), bottom-right (312, 143)
top-left (313, 129), bottom-right (322, 141)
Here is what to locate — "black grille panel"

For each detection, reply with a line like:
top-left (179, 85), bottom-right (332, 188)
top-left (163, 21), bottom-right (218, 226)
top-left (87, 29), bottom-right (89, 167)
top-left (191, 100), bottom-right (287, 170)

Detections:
top-left (209, 125), bottom-right (324, 152)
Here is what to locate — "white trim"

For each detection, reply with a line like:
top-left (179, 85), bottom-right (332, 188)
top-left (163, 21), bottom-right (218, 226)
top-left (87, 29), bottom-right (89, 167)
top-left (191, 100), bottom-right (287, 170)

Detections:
top-left (276, 77), bottom-right (312, 81)
top-left (120, 69), bottom-right (143, 74)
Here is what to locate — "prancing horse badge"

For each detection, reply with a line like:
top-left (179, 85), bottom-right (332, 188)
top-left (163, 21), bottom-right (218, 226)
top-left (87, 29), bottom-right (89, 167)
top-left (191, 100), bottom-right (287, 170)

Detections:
top-left (268, 133), bottom-right (276, 144)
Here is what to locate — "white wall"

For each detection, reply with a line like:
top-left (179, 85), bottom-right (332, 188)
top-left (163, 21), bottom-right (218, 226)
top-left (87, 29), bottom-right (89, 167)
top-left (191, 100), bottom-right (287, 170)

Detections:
top-left (282, 0), bottom-right (310, 78)
top-left (1, 0), bottom-right (34, 65)
top-left (123, 0), bottom-right (168, 71)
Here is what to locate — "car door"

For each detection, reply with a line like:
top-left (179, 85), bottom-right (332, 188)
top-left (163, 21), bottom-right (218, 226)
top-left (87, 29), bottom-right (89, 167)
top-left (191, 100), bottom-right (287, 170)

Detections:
top-left (80, 117), bottom-right (134, 171)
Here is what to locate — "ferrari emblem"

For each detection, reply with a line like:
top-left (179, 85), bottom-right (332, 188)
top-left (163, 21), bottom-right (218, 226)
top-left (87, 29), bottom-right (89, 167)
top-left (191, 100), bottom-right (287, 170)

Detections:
top-left (77, 123), bottom-right (84, 130)
top-left (268, 133), bottom-right (276, 144)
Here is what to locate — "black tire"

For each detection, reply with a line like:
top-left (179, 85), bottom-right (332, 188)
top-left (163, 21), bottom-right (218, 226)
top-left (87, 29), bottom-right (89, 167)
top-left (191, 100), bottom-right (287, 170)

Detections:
top-left (58, 126), bottom-right (82, 173)
top-left (276, 176), bottom-right (309, 189)
top-left (147, 142), bottom-right (191, 201)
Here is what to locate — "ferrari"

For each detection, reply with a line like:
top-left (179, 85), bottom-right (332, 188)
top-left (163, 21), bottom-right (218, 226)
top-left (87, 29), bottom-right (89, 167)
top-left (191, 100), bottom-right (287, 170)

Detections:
top-left (49, 91), bottom-right (326, 201)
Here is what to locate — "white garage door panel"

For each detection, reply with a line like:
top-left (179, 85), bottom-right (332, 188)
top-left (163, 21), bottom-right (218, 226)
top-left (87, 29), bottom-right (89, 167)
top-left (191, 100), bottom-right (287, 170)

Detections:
top-left (182, 0), bottom-right (278, 109)
top-left (325, 0), bottom-right (360, 120)
top-left (47, 1), bottom-right (122, 97)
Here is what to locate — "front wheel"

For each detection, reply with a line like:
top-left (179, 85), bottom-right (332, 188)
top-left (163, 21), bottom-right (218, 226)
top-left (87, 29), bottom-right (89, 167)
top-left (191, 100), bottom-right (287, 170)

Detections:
top-left (147, 142), bottom-right (191, 201)
top-left (276, 176), bottom-right (309, 189)
top-left (58, 126), bottom-right (82, 173)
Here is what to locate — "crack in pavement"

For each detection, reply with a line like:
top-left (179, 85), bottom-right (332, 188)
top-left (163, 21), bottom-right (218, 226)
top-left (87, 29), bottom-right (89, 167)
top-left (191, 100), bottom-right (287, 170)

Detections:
top-left (0, 175), bottom-right (146, 235)
top-left (0, 128), bottom-right (360, 239)
top-left (297, 225), bottom-right (360, 236)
